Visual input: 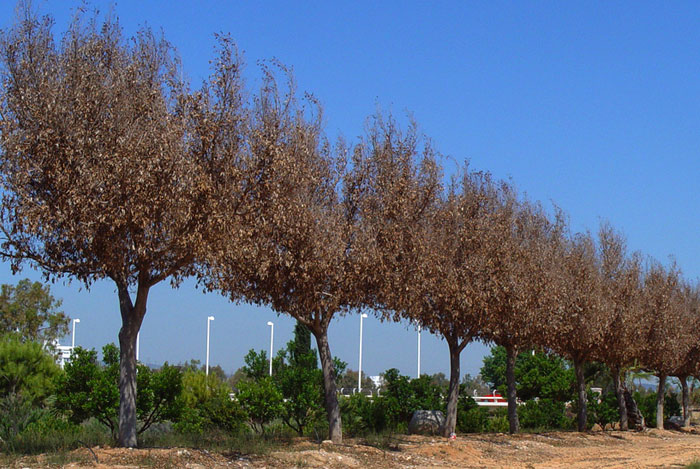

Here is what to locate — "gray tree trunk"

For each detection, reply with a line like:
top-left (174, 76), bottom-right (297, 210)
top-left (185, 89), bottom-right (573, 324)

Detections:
top-left (656, 374), bottom-right (666, 430)
top-left (116, 282), bottom-right (148, 448)
top-left (505, 345), bottom-right (519, 434)
top-left (680, 375), bottom-right (690, 427)
top-left (314, 328), bottom-right (342, 443)
top-left (442, 338), bottom-right (463, 437)
top-left (612, 366), bottom-right (628, 431)
top-left (574, 358), bottom-right (587, 432)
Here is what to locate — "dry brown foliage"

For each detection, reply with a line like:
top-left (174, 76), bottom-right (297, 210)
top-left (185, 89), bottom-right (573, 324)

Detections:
top-left (0, 10), bottom-right (254, 446)
top-left (594, 223), bottom-right (645, 369)
top-left (639, 261), bottom-right (692, 376)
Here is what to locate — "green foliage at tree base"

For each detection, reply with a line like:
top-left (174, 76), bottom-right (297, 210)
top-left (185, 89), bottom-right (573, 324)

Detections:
top-left (237, 377), bottom-right (284, 434)
top-left (456, 393), bottom-right (489, 433)
top-left (53, 344), bottom-right (184, 439)
top-left (518, 399), bottom-right (572, 430)
top-left (634, 390), bottom-right (681, 428)
top-left (340, 393), bottom-right (387, 436)
top-left (587, 392), bottom-right (620, 427)
top-left (177, 369), bottom-right (247, 435)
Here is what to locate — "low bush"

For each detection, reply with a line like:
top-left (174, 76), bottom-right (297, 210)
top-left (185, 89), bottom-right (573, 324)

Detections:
top-left (2, 414), bottom-right (110, 454)
top-left (340, 393), bottom-right (387, 436)
top-left (518, 399), bottom-right (571, 431)
top-left (587, 392), bottom-right (619, 427)
top-left (485, 409), bottom-right (510, 433)
top-left (634, 389), bottom-right (681, 427)
top-left (457, 392), bottom-right (488, 433)
top-left (177, 369), bottom-right (247, 435)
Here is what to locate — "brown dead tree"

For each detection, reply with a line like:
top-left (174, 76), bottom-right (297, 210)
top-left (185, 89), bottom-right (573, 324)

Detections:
top-left (668, 281), bottom-right (700, 428)
top-left (545, 231), bottom-right (610, 432)
top-left (376, 169), bottom-right (506, 437)
top-left (479, 196), bottom-right (563, 434)
top-left (594, 223), bottom-right (644, 431)
top-left (639, 261), bottom-right (691, 430)
top-left (0, 12), bottom-right (252, 446)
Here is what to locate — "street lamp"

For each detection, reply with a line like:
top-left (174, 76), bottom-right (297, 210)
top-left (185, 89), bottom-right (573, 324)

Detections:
top-left (206, 316), bottom-right (214, 376)
top-left (417, 323), bottom-right (422, 378)
top-left (267, 321), bottom-right (274, 376)
top-left (71, 318), bottom-right (80, 349)
top-left (136, 332), bottom-right (140, 362)
top-left (358, 313), bottom-right (368, 393)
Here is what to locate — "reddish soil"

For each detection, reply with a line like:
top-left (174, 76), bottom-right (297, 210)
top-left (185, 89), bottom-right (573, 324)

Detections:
top-left (6, 428), bottom-right (700, 468)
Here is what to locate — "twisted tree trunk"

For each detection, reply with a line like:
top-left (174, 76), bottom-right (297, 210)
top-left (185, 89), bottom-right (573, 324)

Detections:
top-left (314, 328), bottom-right (342, 443)
top-left (623, 387), bottom-right (645, 430)
top-left (505, 344), bottom-right (519, 434)
top-left (612, 366), bottom-right (628, 431)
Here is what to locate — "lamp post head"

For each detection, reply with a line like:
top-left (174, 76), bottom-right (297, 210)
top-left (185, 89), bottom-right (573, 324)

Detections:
top-left (74, 318), bottom-right (80, 323)
top-left (361, 313), bottom-right (368, 319)
top-left (267, 321), bottom-right (274, 326)
top-left (208, 316), bottom-right (215, 321)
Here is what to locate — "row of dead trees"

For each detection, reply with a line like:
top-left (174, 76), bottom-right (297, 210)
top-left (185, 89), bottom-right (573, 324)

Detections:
top-left (0, 9), bottom-right (698, 446)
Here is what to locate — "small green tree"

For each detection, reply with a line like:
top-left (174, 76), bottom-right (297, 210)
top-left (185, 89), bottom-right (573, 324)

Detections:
top-left (376, 368), bottom-right (445, 431)
top-left (0, 334), bottom-right (60, 405)
top-left (0, 280), bottom-right (69, 345)
top-left (272, 326), bottom-right (324, 435)
top-left (237, 377), bottom-right (284, 434)
top-left (54, 346), bottom-right (118, 434)
top-left (480, 346), bottom-right (574, 401)
top-left (242, 349), bottom-right (270, 382)
top-left (241, 335), bottom-right (325, 436)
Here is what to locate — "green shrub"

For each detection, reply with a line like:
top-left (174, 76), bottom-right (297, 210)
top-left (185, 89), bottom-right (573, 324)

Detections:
top-left (457, 406), bottom-right (489, 433)
top-left (456, 391), bottom-right (488, 433)
top-left (481, 346), bottom-right (574, 402)
top-left (340, 393), bottom-right (387, 436)
top-left (237, 377), bottom-right (284, 434)
top-left (0, 335), bottom-right (60, 406)
top-left (2, 412), bottom-right (110, 454)
top-left (587, 392), bottom-right (619, 427)
top-left (0, 393), bottom-right (42, 448)
top-left (634, 389), bottom-right (681, 427)
top-left (378, 368), bottom-right (445, 432)
top-left (485, 409), bottom-right (509, 433)
top-left (54, 344), bottom-right (184, 438)
top-left (178, 369), bottom-right (247, 434)
top-left (518, 399), bottom-right (570, 430)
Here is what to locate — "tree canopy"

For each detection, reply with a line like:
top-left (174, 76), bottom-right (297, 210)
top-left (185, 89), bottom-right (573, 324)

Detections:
top-left (0, 279), bottom-right (68, 345)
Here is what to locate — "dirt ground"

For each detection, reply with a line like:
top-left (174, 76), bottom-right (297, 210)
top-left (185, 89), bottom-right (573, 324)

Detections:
top-left (7, 428), bottom-right (700, 469)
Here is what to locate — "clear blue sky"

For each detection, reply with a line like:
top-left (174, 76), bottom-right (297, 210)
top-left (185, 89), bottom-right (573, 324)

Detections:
top-left (1, 1), bottom-right (699, 380)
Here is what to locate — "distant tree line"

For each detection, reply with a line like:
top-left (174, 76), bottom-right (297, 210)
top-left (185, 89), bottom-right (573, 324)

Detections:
top-left (1, 5), bottom-right (699, 447)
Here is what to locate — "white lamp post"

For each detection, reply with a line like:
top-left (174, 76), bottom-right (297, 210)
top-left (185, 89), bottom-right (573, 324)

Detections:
top-left (358, 313), bottom-right (368, 392)
top-left (136, 332), bottom-right (140, 362)
top-left (206, 316), bottom-right (214, 376)
top-left (267, 321), bottom-right (274, 376)
top-left (71, 318), bottom-right (80, 349)
top-left (417, 323), bottom-right (422, 378)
